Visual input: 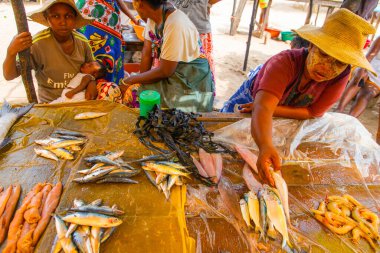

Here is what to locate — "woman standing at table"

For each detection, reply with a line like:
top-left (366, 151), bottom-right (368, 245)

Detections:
top-left (120, 0), bottom-right (214, 112)
top-left (75, 0), bottom-right (138, 85)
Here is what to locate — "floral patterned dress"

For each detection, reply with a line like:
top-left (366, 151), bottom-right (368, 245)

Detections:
top-left (76, 0), bottom-right (125, 85)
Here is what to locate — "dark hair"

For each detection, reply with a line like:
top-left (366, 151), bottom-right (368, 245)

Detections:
top-left (95, 61), bottom-right (107, 79)
top-left (290, 35), bottom-right (310, 49)
top-left (145, 0), bottom-right (167, 10)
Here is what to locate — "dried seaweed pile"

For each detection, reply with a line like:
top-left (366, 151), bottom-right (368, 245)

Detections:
top-left (134, 106), bottom-right (233, 185)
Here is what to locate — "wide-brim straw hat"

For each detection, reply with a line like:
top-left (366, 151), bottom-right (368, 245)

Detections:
top-left (28, 0), bottom-right (93, 29)
top-left (294, 9), bottom-right (376, 74)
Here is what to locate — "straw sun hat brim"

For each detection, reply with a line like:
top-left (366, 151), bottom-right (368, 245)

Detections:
top-left (27, 0), bottom-right (93, 29)
top-left (294, 26), bottom-right (375, 74)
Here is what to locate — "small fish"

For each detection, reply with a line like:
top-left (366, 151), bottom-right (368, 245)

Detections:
top-left (76, 226), bottom-right (93, 253)
top-left (50, 235), bottom-right (62, 253)
top-left (96, 177), bottom-right (139, 184)
top-left (100, 227), bottom-right (116, 243)
top-left (53, 214), bottom-right (78, 253)
top-left (157, 161), bottom-right (188, 171)
top-left (72, 229), bottom-right (88, 253)
top-left (62, 212), bottom-right (122, 227)
top-left (167, 175), bottom-right (179, 191)
top-left (34, 148), bottom-right (58, 161)
top-left (245, 191), bottom-right (262, 234)
top-left (53, 129), bottom-right (86, 137)
top-left (258, 189), bottom-right (268, 242)
top-left (271, 170), bottom-right (291, 225)
top-left (143, 162), bottom-right (191, 178)
top-left (34, 137), bottom-right (61, 146)
top-left (73, 166), bottom-right (118, 183)
top-left (50, 148), bottom-right (74, 160)
top-left (70, 205), bottom-right (124, 216)
top-left (126, 152), bottom-right (176, 163)
top-left (240, 198), bottom-right (252, 228)
top-left (106, 170), bottom-right (141, 178)
top-left (74, 112), bottom-right (108, 120)
top-left (160, 180), bottom-right (170, 200)
top-left (155, 173), bottom-right (169, 185)
top-left (47, 139), bottom-right (85, 149)
top-left (90, 226), bottom-right (101, 253)
top-left (105, 150), bottom-right (124, 160)
top-left (66, 224), bottom-right (78, 238)
top-left (66, 145), bottom-right (82, 152)
top-left (0, 101), bottom-right (34, 150)
top-left (235, 145), bottom-right (258, 174)
top-left (85, 155), bottom-right (121, 167)
top-left (144, 170), bottom-right (160, 191)
top-left (77, 163), bottom-right (105, 175)
top-left (51, 133), bottom-right (86, 141)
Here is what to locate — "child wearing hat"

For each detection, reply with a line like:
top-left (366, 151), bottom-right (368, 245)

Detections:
top-left (3, 0), bottom-right (121, 103)
top-left (227, 9), bottom-right (375, 186)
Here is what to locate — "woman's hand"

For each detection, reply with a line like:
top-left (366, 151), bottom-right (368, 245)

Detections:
top-left (7, 32), bottom-right (32, 57)
top-left (239, 102), bottom-right (254, 113)
top-left (256, 144), bottom-right (282, 187)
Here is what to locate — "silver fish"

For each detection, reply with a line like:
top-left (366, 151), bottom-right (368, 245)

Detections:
top-left (240, 198), bottom-right (252, 228)
top-left (126, 152), bottom-right (176, 163)
top-left (258, 189), bottom-right (267, 242)
top-left (160, 180), bottom-right (170, 200)
top-left (74, 112), bottom-right (108, 120)
top-left (144, 170), bottom-right (160, 191)
top-left (50, 235), bottom-right (62, 253)
top-left (51, 133), bottom-right (86, 141)
top-left (155, 173), bottom-right (169, 185)
top-left (53, 214), bottom-right (78, 253)
top-left (53, 129), bottom-right (86, 137)
top-left (73, 167), bottom-right (118, 183)
top-left (167, 175), bottom-right (179, 192)
top-left (0, 101), bottom-right (34, 150)
top-left (50, 148), bottom-right (74, 160)
top-left (72, 229), bottom-right (88, 253)
top-left (100, 227), bottom-right (116, 243)
top-left (105, 150), bottom-right (124, 160)
top-left (35, 137), bottom-right (61, 146)
top-left (77, 163), bottom-right (105, 175)
top-left (62, 212), bottom-right (122, 227)
top-left (95, 177), bottom-right (139, 184)
top-left (85, 155), bottom-right (121, 167)
top-left (34, 148), bottom-right (59, 161)
top-left (90, 226), bottom-right (101, 253)
top-left (76, 226), bottom-right (93, 253)
top-left (245, 191), bottom-right (262, 234)
top-left (69, 205), bottom-right (124, 216)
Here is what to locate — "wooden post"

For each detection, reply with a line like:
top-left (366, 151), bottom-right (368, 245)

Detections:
top-left (305, 0), bottom-right (314, 24)
top-left (259, 0), bottom-right (272, 38)
top-left (230, 0), bottom-right (248, 36)
top-left (10, 0), bottom-right (38, 103)
top-left (243, 0), bottom-right (259, 71)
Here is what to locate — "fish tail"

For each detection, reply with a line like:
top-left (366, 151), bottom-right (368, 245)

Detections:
top-left (282, 238), bottom-right (294, 252)
top-left (1, 100), bottom-right (34, 119)
top-left (0, 137), bottom-right (11, 150)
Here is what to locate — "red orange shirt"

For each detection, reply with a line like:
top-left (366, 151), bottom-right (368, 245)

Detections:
top-left (251, 48), bottom-right (350, 117)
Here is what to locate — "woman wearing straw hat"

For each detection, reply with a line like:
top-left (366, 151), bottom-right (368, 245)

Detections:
top-left (3, 0), bottom-right (122, 103)
top-left (227, 9), bottom-right (375, 186)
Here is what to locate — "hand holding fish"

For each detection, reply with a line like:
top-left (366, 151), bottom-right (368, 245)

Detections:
top-left (257, 145), bottom-right (281, 187)
top-left (7, 32), bottom-right (32, 56)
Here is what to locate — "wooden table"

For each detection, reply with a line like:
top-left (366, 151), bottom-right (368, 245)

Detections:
top-left (122, 31), bottom-right (144, 52)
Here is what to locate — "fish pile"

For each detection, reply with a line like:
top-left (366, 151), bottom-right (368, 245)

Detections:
top-left (34, 129), bottom-right (87, 161)
top-left (0, 185), bottom-right (21, 245)
top-left (2, 182), bottom-right (62, 253)
top-left (134, 105), bottom-right (234, 186)
top-left (240, 185), bottom-right (293, 251)
top-left (73, 150), bottom-right (141, 184)
top-left (142, 161), bottom-right (188, 200)
top-left (0, 100), bottom-right (34, 150)
top-left (74, 112), bottom-right (108, 120)
top-left (52, 199), bottom-right (123, 253)
top-left (311, 195), bottom-right (380, 251)
top-left (192, 148), bottom-right (223, 184)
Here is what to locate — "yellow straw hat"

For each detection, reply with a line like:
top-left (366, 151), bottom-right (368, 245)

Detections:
top-left (294, 9), bottom-right (376, 74)
top-left (28, 0), bottom-right (93, 29)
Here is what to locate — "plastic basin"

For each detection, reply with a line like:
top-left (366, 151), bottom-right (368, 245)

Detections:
top-left (281, 31), bottom-right (294, 41)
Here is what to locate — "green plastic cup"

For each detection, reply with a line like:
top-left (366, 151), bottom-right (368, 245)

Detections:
top-left (139, 90), bottom-right (161, 118)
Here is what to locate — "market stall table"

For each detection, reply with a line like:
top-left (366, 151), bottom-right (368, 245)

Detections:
top-left (0, 101), bottom-right (379, 252)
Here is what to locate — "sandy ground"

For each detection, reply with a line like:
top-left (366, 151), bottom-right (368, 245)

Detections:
top-left (0, 0), bottom-right (378, 138)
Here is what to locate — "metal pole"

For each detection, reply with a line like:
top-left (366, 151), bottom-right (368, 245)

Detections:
top-left (10, 0), bottom-right (38, 103)
top-left (230, 0), bottom-right (237, 35)
top-left (243, 0), bottom-right (259, 71)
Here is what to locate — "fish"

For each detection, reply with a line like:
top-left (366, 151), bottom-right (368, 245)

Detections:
top-left (51, 133), bottom-right (86, 141)
top-left (235, 145), bottom-right (258, 174)
top-left (90, 227), bottom-right (101, 253)
top-left (271, 170), bottom-right (291, 226)
top-left (66, 197), bottom-right (85, 238)
top-left (74, 112), bottom-right (108, 120)
top-left (142, 162), bottom-right (191, 178)
top-left (73, 166), bottom-right (118, 183)
top-left (242, 163), bottom-right (262, 192)
top-left (62, 212), bottom-right (122, 227)
top-left (126, 152), bottom-right (176, 163)
top-left (34, 148), bottom-right (59, 161)
top-left (69, 205), bottom-right (124, 216)
top-left (144, 170), bottom-right (161, 191)
top-left (240, 198), bottom-right (252, 228)
top-left (53, 129), bottom-right (86, 137)
top-left (263, 185), bottom-right (292, 249)
top-left (100, 227), bottom-right (116, 243)
top-left (66, 145), bottom-right (82, 152)
top-left (211, 153), bottom-right (223, 183)
top-left (0, 101), bottom-right (34, 150)
top-left (77, 163), bottom-right (105, 175)
top-left (85, 155), bottom-right (122, 167)
top-left (258, 188), bottom-right (268, 242)
top-left (53, 214), bottom-right (78, 253)
top-left (167, 175), bottom-right (179, 191)
top-left (96, 177), bottom-right (139, 184)
top-left (155, 173), bottom-right (169, 185)
top-left (267, 218), bottom-right (277, 240)
top-left (47, 139), bottom-right (85, 149)
top-left (244, 191), bottom-right (262, 234)
top-left (106, 170), bottom-right (141, 178)
top-left (72, 229), bottom-right (88, 253)
top-left (191, 155), bottom-right (208, 177)
top-left (34, 137), bottom-right (62, 146)
top-left (105, 150), bottom-right (124, 160)
top-left (49, 148), bottom-right (74, 160)
top-left (156, 161), bottom-right (188, 171)
top-left (76, 226), bottom-right (93, 253)
top-left (199, 148), bottom-right (216, 178)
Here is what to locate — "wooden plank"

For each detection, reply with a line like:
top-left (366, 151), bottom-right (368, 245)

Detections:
top-left (230, 0), bottom-right (248, 36)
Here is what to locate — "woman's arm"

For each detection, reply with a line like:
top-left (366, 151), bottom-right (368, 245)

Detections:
top-left (123, 58), bottom-right (178, 85)
top-left (366, 36), bottom-right (380, 62)
top-left (116, 0), bottom-right (138, 24)
top-left (139, 40), bottom-right (153, 73)
top-left (3, 32), bottom-right (32, 80)
top-left (240, 102), bottom-right (313, 119)
top-left (251, 90), bottom-right (282, 187)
